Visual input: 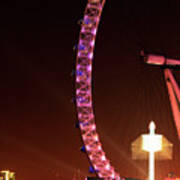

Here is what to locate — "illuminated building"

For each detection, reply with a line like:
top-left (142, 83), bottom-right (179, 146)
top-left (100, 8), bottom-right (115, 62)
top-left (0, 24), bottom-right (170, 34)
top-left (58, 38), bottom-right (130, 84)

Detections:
top-left (0, 170), bottom-right (15, 180)
top-left (164, 172), bottom-right (180, 180)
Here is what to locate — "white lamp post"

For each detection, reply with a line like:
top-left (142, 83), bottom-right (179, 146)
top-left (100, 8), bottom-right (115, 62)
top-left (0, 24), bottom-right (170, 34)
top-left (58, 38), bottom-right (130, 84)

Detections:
top-left (142, 121), bottom-right (162, 180)
top-left (131, 121), bottom-right (173, 180)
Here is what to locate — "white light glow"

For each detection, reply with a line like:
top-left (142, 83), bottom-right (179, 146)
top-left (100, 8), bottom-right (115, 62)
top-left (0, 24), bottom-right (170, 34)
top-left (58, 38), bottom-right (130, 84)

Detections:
top-left (105, 164), bottom-right (110, 170)
top-left (142, 121), bottom-right (163, 180)
top-left (101, 155), bottom-right (106, 161)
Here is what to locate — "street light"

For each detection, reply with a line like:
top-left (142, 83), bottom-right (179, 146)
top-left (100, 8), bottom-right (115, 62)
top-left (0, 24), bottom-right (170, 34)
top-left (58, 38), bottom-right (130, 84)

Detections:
top-left (131, 121), bottom-right (173, 180)
top-left (142, 121), bottom-right (162, 180)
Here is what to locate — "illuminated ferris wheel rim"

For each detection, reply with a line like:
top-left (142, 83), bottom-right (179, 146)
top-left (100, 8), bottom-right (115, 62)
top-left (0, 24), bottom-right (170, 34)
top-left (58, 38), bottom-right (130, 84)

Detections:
top-left (75, 0), bottom-right (180, 179)
top-left (75, 0), bottom-right (121, 179)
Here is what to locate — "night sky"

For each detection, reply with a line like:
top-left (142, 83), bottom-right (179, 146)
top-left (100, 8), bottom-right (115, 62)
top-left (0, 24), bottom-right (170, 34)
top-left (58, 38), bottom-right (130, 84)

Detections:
top-left (0, 0), bottom-right (180, 180)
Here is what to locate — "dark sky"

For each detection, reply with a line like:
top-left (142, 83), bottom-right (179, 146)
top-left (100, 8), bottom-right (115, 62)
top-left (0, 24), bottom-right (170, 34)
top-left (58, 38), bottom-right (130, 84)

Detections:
top-left (0, 0), bottom-right (180, 180)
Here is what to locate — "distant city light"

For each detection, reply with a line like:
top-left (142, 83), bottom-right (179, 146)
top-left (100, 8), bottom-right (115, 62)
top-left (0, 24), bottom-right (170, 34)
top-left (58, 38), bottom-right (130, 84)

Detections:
top-left (0, 170), bottom-right (15, 180)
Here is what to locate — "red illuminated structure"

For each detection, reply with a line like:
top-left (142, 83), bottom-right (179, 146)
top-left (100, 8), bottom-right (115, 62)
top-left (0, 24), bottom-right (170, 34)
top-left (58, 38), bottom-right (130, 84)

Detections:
top-left (143, 53), bottom-right (180, 139)
top-left (75, 0), bottom-right (121, 179)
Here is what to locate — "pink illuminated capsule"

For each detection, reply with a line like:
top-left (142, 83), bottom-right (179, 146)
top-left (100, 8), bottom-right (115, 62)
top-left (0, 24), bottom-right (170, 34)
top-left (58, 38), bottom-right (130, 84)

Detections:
top-left (145, 54), bottom-right (165, 65)
top-left (140, 50), bottom-right (164, 65)
top-left (141, 50), bottom-right (180, 67)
